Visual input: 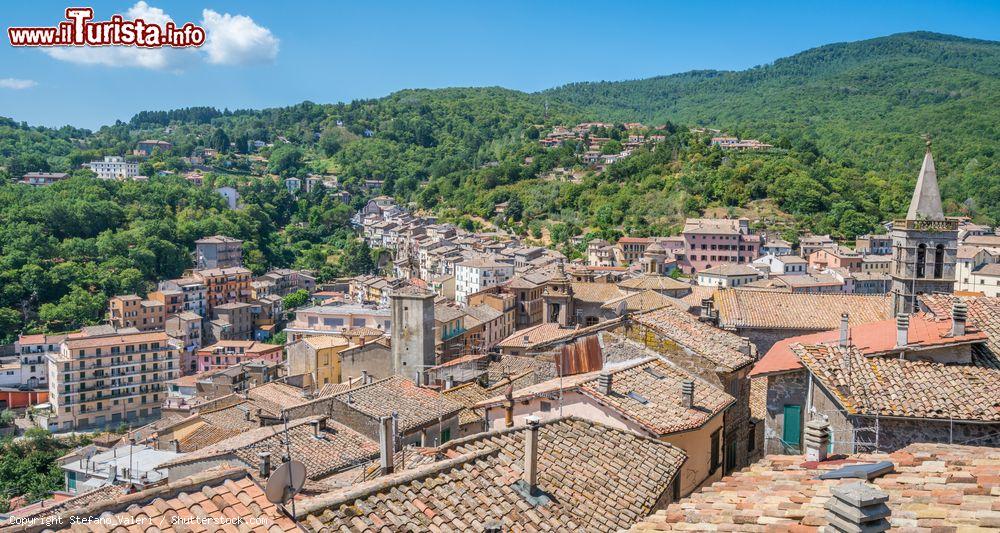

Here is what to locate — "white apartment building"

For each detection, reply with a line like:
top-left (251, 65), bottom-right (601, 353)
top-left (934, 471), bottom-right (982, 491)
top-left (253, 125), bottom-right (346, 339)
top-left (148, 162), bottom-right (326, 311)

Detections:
top-left (44, 328), bottom-right (179, 431)
top-left (455, 257), bottom-right (515, 303)
top-left (87, 156), bottom-right (139, 180)
top-left (14, 333), bottom-right (68, 389)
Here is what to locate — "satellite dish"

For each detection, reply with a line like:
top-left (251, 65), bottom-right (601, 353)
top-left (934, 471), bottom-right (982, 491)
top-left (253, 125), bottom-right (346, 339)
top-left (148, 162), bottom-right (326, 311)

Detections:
top-left (264, 460), bottom-right (307, 504)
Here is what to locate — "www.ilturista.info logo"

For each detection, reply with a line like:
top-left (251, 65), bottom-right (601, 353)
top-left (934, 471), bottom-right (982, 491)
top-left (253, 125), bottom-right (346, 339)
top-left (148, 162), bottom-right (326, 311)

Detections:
top-left (8, 7), bottom-right (205, 48)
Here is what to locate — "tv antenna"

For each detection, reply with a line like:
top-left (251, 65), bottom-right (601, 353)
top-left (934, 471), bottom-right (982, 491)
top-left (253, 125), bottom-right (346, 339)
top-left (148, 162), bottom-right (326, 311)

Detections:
top-left (264, 413), bottom-right (307, 518)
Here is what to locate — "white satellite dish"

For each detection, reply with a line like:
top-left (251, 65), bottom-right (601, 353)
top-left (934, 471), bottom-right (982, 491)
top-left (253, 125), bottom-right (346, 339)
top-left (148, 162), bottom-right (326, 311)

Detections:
top-left (264, 460), bottom-right (307, 504)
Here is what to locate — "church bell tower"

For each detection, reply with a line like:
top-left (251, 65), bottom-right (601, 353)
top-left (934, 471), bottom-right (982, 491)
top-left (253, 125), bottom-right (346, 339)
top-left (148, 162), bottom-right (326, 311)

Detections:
top-left (890, 140), bottom-right (958, 315)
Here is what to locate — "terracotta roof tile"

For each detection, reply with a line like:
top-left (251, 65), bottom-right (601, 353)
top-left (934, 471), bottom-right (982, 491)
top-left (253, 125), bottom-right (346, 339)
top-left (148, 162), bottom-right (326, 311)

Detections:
top-left (633, 306), bottom-right (754, 370)
top-left (296, 417), bottom-right (686, 531)
top-left (332, 376), bottom-right (463, 433)
top-left (792, 342), bottom-right (1000, 421)
top-left (162, 416), bottom-right (378, 480)
top-left (631, 443), bottom-right (1000, 531)
top-left (714, 289), bottom-right (893, 331)
top-left (5, 468), bottom-right (297, 533)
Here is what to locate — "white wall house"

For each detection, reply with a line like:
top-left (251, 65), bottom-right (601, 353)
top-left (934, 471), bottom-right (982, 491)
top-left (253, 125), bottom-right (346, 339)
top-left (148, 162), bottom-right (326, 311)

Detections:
top-left (454, 257), bottom-right (514, 303)
top-left (87, 156), bottom-right (138, 180)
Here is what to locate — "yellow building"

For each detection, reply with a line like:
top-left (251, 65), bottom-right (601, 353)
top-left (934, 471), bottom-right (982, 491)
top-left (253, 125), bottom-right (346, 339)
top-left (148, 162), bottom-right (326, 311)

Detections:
top-left (285, 335), bottom-right (351, 386)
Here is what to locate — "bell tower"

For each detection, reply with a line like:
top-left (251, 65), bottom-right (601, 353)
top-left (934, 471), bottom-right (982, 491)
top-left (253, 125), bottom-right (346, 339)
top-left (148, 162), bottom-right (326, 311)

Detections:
top-left (890, 140), bottom-right (958, 315)
top-left (542, 261), bottom-right (574, 326)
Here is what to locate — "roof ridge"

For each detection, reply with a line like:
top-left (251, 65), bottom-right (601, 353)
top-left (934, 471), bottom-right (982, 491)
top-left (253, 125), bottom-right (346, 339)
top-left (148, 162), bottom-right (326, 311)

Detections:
top-left (295, 447), bottom-right (500, 518)
top-left (31, 468), bottom-right (249, 529)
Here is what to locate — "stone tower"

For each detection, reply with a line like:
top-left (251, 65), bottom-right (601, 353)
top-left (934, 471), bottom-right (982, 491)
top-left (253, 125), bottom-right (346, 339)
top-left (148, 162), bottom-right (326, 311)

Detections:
top-left (390, 286), bottom-right (437, 383)
top-left (542, 262), bottom-right (574, 326)
top-left (890, 142), bottom-right (958, 315)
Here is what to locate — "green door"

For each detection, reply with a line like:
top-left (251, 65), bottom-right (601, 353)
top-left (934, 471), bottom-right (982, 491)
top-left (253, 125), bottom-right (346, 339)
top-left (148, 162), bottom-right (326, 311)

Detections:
top-left (783, 405), bottom-right (802, 449)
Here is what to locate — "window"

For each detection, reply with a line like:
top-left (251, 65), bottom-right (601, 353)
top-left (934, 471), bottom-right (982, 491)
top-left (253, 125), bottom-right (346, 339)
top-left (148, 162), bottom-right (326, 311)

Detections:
top-left (916, 244), bottom-right (927, 278)
top-left (709, 429), bottom-right (721, 474)
top-left (933, 244), bottom-right (944, 279)
top-left (540, 401), bottom-right (552, 412)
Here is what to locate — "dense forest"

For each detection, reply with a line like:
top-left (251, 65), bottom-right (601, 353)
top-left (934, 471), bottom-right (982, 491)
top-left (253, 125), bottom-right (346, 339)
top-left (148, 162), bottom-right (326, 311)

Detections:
top-left (0, 31), bottom-right (997, 339)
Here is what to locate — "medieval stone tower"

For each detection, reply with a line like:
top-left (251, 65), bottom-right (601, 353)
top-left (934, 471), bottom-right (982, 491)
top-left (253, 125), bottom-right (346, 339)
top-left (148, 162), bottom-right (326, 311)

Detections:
top-left (890, 142), bottom-right (958, 315)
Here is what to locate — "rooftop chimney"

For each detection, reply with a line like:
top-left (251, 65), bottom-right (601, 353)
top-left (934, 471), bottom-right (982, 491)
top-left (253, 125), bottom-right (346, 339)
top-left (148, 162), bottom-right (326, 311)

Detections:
top-left (804, 418), bottom-right (831, 462)
top-left (311, 419), bottom-right (321, 438)
top-left (170, 439), bottom-right (180, 453)
top-left (445, 375), bottom-right (455, 390)
top-left (597, 371), bottom-right (613, 396)
top-left (362, 370), bottom-right (369, 384)
top-left (379, 416), bottom-right (395, 475)
top-left (839, 313), bottom-right (850, 347)
top-left (258, 452), bottom-right (271, 478)
top-left (895, 314), bottom-right (909, 348)
top-left (952, 301), bottom-right (967, 337)
top-left (681, 380), bottom-right (695, 409)
top-left (523, 415), bottom-right (541, 495)
top-left (825, 482), bottom-right (890, 533)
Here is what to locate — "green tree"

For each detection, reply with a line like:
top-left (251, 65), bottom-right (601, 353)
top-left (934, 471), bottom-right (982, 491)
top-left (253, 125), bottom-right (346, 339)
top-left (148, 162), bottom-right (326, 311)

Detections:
top-left (282, 289), bottom-right (310, 310)
top-left (338, 240), bottom-right (376, 275)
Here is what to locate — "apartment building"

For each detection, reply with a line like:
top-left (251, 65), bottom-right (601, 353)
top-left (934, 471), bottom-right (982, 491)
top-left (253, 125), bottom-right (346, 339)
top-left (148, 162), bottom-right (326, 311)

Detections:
top-left (681, 218), bottom-right (761, 274)
top-left (165, 312), bottom-right (203, 373)
top-left (108, 295), bottom-right (165, 332)
top-left (86, 156), bottom-right (138, 180)
top-left (158, 277), bottom-right (207, 317)
top-left (14, 333), bottom-right (68, 389)
top-left (194, 266), bottom-right (252, 313)
top-left (454, 256), bottom-right (514, 303)
top-left (193, 235), bottom-right (244, 269)
top-left (45, 328), bottom-right (179, 431)
top-left (195, 341), bottom-right (283, 373)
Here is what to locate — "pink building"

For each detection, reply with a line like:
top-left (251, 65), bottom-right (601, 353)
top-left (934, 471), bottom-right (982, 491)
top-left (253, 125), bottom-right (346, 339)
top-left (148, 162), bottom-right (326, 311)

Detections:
top-left (195, 340), bottom-right (283, 373)
top-left (681, 218), bottom-right (761, 274)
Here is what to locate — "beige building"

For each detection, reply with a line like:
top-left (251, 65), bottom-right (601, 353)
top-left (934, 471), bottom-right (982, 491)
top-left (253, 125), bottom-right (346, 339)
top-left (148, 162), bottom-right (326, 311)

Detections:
top-left (108, 295), bottom-right (165, 332)
top-left (285, 304), bottom-right (391, 342)
top-left (285, 335), bottom-right (352, 387)
top-left (45, 328), bottom-right (179, 431)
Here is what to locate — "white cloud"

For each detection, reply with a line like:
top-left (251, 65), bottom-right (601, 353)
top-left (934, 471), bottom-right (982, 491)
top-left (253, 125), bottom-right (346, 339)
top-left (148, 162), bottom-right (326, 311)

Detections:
top-left (200, 9), bottom-right (279, 66)
top-left (42, 2), bottom-right (189, 70)
top-left (0, 78), bottom-right (37, 90)
top-left (40, 2), bottom-right (277, 70)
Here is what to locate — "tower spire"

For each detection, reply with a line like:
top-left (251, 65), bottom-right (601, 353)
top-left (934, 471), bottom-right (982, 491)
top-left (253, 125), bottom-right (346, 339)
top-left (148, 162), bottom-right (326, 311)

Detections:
top-left (906, 136), bottom-right (944, 221)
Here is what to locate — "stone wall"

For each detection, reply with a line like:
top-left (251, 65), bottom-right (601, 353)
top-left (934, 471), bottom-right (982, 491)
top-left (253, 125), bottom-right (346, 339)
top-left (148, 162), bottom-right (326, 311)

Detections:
top-left (763, 370), bottom-right (808, 455)
top-left (340, 343), bottom-right (392, 383)
top-left (740, 328), bottom-right (820, 357)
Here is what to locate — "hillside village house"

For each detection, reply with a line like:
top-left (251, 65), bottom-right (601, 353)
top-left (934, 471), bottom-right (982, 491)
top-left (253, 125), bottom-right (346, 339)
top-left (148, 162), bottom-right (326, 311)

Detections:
top-left (285, 304), bottom-right (391, 342)
top-left (696, 264), bottom-right (763, 287)
top-left (681, 218), bottom-right (761, 274)
top-left (454, 256), bottom-right (515, 303)
top-left (752, 298), bottom-right (1000, 455)
top-left (195, 341), bottom-right (282, 373)
top-left (20, 172), bottom-right (69, 186)
top-left (86, 156), bottom-right (138, 180)
top-left (478, 354), bottom-right (732, 497)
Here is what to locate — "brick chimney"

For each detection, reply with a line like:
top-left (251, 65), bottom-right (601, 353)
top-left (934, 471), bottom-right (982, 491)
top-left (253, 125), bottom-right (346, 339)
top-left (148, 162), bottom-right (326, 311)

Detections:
top-left (839, 313), bottom-right (850, 347)
top-left (523, 415), bottom-right (541, 495)
top-left (952, 301), bottom-right (967, 337)
top-left (804, 418), bottom-right (830, 462)
top-left (258, 452), bottom-right (271, 477)
top-left (378, 416), bottom-right (395, 475)
top-left (597, 371), bottom-right (612, 396)
top-left (895, 314), bottom-right (909, 348)
top-left (681, 380), bottom-right (695, 409)
top-left (825, 482), bottom-right (890, 533)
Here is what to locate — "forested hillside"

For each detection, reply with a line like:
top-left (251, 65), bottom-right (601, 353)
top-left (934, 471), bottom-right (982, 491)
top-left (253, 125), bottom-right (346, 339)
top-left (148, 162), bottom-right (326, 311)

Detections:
top-left (541, 32), bottom-right (1000, 219)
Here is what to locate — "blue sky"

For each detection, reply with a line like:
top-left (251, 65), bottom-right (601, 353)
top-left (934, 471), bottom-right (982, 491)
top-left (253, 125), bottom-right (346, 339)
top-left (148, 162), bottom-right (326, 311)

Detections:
top-left (2, 0), bottom-right (998, 129)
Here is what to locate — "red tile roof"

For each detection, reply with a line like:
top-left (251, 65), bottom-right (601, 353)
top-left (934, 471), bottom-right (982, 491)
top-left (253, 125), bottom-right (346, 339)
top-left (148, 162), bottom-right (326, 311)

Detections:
top-left (750, 312), bottom-right (988, 377)
top-left (632, 443), bottom-right (1000, 531)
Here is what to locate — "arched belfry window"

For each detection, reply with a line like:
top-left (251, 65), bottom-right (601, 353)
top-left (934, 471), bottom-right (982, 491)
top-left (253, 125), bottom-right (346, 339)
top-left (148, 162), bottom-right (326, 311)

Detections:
top-left (916, 244), bottom-right (926, 278)
top-left (933, 244), bottom-right (944, 279)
